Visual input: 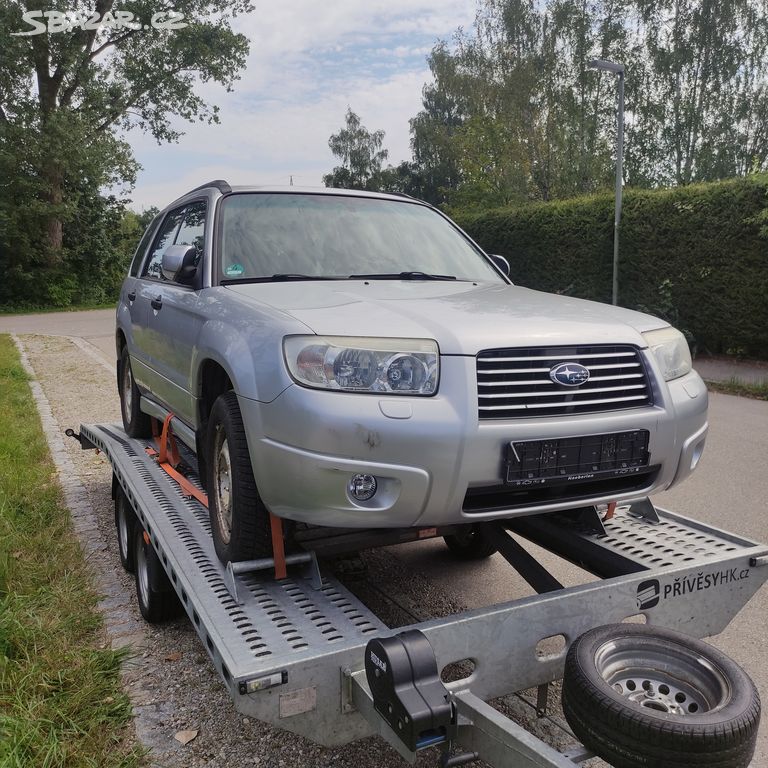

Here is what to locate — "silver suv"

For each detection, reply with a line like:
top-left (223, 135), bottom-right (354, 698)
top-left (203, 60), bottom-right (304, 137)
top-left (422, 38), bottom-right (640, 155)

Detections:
top-left (116, 181), bottom-right (708, 564)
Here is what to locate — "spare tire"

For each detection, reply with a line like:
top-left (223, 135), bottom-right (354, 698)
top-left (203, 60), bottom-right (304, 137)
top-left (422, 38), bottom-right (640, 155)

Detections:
top-left (562, 623), bottom-right (760, 768)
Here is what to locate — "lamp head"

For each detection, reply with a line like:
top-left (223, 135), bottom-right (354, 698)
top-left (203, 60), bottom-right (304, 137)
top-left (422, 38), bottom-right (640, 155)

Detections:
top-left (588, 58), bottom-right (625, 74)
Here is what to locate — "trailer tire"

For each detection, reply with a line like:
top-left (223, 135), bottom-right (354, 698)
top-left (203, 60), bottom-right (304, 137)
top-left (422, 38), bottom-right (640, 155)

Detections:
top-left (206, 391), bottom-right (272, 564)
top-left (114, 488), bottom-right (136, 573)
top-left (562, 623), bottom-right (760, 768)
top-left (444, 524), bottom-right (498, 560)
top-left (134, 526), bottom-right (181, 623)
top-left (119, 347), bottom-right (152, 438)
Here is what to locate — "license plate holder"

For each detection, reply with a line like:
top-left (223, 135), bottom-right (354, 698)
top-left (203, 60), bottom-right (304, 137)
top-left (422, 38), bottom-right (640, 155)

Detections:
top-left (504, 430), bottom-right (650, 488)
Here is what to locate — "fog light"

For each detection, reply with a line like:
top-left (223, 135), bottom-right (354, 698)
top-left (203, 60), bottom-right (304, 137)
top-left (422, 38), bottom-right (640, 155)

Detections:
top-left (349, 473), bottom-right (377, 501)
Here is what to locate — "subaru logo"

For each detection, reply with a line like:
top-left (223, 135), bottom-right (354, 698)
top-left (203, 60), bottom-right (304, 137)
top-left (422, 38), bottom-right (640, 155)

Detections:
top-left (550, 362), bottom-right (590, 387)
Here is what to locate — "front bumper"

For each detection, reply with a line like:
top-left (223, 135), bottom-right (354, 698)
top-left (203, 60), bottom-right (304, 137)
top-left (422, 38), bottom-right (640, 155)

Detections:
top-left (241, 354), bottom-right (708, 528)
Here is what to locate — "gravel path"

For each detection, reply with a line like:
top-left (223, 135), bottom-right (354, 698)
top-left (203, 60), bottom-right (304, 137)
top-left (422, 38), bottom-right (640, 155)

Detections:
top-left (18, 333), bottom-right (602, 768)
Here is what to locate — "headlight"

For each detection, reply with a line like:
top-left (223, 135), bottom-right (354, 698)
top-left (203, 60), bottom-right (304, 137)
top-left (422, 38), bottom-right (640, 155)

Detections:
top-left (642, 327), bottom-right (692, 381)
top-left (283, 336), bottom-right (439, 395)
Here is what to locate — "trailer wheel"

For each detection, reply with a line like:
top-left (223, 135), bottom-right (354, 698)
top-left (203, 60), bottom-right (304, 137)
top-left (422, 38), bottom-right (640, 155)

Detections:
top-left (562, 623), bottom-right (760, 768)
top-left (134, 526), bottom-right (181, 623)
top-left (119, 347), bottom-right (152, 438)
top-left (206, 391), bottom-right (272, 564)
top-left (114, 488), bottom-right (135, 573)
top-left (444, 524), bottom-right (498, 560)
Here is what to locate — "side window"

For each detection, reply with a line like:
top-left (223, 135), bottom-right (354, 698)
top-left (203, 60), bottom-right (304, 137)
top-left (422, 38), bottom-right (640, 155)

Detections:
top-left (174, 201), bottom-right (207, 268)
top-left (175, 201), bottom-right (206, 250)
top-left (129, 219), bottom-right (158, 277)
top-left (142, 207), bottom-right (185, 280)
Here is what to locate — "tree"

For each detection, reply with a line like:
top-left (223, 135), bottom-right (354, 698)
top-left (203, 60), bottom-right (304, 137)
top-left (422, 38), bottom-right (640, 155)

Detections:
top-left (406, 0), bottom-right (768, 209)
top-left (0, 0), bottom-right (251, 305)
top-left (323, 108), bottom-right (389, 190)
top-left (633, 0), bottom-right (768, 185)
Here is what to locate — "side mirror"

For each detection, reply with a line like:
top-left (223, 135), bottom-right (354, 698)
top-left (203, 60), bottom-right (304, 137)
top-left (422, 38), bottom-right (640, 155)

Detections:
top-left (162, 244), bottom-right (199, 283)
top-left (489, 254), bottom-right (510, 277)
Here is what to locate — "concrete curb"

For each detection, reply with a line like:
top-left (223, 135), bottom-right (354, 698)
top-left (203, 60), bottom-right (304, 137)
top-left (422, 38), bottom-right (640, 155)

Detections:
top-left (66, 334), bottom-right (116, 376)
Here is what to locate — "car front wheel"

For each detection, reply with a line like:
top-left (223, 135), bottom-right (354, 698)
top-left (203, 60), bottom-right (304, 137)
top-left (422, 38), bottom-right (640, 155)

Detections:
top-left (206, 391), bottom-right (273, 564)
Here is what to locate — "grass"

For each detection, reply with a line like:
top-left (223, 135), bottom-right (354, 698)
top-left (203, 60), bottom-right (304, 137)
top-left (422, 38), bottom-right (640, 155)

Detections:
top-left (0, 335), bottom-right (142, 768)
top-left (0, 302), bottom-right (116, 316)
top-left (705, 377), bottom-right (768, 400)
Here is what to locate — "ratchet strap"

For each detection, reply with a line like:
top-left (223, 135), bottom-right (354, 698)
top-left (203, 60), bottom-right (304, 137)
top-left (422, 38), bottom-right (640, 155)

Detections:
top-left (603, 501), bottom-right (618, 521)
top-left (146, 414), bottom-right (209, 507)
top-left (270, 514), bottom-right (288, 580)
top-left (146, 414), bottom-right (288, 581)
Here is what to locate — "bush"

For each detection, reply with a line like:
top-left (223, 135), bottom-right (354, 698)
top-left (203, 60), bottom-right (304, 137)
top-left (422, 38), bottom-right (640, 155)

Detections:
top-left (453, 176), bottom-right (768, 358)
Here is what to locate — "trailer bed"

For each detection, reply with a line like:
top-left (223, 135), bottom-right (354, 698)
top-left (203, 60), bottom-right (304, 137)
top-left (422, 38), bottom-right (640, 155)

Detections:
top-left (80, 423), bottom-right (768, 763)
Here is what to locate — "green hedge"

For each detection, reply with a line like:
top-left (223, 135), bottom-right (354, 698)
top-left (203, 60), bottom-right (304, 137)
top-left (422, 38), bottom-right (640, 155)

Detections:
top-left (453, 176), bottom-right (768, 358)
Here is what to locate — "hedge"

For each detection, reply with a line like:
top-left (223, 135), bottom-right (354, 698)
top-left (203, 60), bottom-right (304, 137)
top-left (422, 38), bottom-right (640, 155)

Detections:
top-left (453, 176), bottom-right (768, 358)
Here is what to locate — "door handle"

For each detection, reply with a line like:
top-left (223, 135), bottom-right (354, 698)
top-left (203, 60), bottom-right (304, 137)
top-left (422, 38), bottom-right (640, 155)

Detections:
top-left (127, 291), bottom-right (136, 302)
top-left (151, 295), bottom-right (163, 311)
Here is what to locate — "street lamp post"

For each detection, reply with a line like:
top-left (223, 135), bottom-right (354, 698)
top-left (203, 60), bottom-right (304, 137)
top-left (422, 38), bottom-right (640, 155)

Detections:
top-left (589, 58), bottom-right (625, 306)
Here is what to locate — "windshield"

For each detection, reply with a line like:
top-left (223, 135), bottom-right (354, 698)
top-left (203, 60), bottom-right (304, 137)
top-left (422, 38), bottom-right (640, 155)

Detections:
top-left (218, 193), bottom-right (503, 282)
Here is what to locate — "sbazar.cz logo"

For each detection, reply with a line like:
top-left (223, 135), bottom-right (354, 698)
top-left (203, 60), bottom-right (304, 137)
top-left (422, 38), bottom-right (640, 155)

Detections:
top-left (11, 9), bottom-right (187, 36)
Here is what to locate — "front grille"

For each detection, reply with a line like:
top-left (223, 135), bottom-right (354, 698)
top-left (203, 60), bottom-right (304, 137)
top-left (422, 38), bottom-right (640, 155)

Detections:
top-left (477, 345), bottom-right (652, 419)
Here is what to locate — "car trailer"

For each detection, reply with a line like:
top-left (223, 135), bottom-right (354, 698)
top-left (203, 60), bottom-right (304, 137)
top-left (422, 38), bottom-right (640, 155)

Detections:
top-left (71, 422), bottom-right (767, 768)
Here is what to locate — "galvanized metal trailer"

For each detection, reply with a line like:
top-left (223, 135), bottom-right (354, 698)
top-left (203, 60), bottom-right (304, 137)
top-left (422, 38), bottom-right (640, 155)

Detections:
top-left (77, 423), bottom-right (768, 767)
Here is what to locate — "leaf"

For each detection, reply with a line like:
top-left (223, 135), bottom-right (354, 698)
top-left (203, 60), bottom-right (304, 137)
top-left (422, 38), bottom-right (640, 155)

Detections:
top-left (164, 651), bottom-right (183, 662)
top-left (174, 729), bottom-right (198, 746)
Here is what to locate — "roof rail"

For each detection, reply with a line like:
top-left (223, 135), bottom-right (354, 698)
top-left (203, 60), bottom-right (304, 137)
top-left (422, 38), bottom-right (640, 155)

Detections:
top-left (187, 179), bottom-right (232, 195)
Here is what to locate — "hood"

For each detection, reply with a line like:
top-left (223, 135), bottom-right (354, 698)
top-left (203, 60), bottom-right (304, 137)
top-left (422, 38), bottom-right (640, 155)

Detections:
top-left (224, 281), bottom-right (669, 355)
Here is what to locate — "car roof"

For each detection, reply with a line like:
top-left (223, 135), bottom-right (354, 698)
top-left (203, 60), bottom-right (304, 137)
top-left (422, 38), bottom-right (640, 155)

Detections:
top-left (165, 180), bottom-right (424, 210)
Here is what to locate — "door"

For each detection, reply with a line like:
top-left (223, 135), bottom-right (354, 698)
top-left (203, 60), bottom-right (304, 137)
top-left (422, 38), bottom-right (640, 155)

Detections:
top-left (120, 218), bottom-right (159, 364)
top-left (132, 205), bottom-right (186, 398)
top-left (143, 200), bottom-right (208, 427)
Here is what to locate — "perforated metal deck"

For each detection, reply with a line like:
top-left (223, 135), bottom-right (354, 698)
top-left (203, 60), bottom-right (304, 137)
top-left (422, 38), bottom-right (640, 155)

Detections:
top-left (81, 425), bottom-right (385, 685)
top-left (80, 423), bottom-right (768, 750)
top-left (507, 501), bottom-right (759, 580)
top-left (597, 509), bottom-right (746, 567)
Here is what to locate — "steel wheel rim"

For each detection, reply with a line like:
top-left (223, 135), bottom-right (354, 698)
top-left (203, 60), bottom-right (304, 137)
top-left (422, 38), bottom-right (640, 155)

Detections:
top-left (595, 636), bottom-right (730, 716)
top-left (136, 536), bottom-right (150, 607)
top-left (213, 430), bottom-right (233, 544)
top-left (118, 499), bottom-right (130, 561)
top-left (122, 359), bottom-right (133, 420)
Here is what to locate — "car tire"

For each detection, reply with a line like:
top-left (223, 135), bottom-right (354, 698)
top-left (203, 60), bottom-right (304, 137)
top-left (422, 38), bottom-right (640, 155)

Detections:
top-left (443, 524), bottom-right (498, 560)
top-left (562, 623), bottom-right (760, 768)
top-left (206, 391), bottom-right (273, 564)
top-left (134, 525), bottom-right (181, 623)
top-left (115, 487), bottom-right (135, 573)
top-left (119, 346), bottom-right (152, 438)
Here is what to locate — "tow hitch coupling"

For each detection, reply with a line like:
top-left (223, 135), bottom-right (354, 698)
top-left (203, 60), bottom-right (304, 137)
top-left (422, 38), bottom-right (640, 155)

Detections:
top-left (365, 630), bottom-right (453, 752)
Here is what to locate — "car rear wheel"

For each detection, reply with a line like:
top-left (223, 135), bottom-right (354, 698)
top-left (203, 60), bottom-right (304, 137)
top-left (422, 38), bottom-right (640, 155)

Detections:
top-left (562, 623), bottom-right (760, 768)
top-left (443, 524), bottom-right (498, 560)
top-left (206, 391), bottom-right (273, 564)
top-left (119, 346), bottom-right (152, 438)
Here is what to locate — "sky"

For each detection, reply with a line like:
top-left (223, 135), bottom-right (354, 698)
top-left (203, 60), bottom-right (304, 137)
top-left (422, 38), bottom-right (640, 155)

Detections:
top-left (125, 1), bottom-right (477, 210)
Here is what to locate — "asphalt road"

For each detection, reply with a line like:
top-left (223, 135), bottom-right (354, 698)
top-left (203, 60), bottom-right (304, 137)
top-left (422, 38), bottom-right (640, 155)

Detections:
top-left (3, 308), bottom-right (767, 765)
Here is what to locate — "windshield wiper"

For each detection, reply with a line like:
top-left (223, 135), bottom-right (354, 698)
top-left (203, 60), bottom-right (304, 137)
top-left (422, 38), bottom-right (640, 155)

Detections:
top-left (221, 273), bottom-right (340, 285)
top-left (349, 271), bottom-right (458, 281)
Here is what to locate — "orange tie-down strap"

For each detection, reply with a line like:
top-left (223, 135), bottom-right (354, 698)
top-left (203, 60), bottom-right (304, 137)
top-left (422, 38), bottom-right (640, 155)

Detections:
top-left (270, 513), bottom-right (287, 580)
top-left (146, 415), bottom-right (208, 507)
top-left (145, 415), bottom-right (288, 581)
